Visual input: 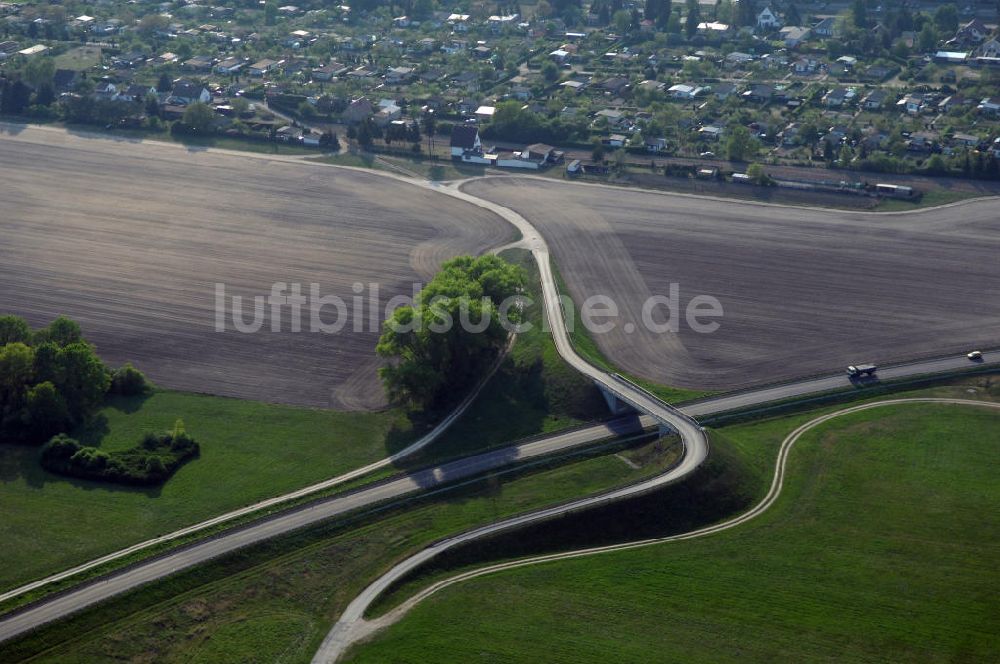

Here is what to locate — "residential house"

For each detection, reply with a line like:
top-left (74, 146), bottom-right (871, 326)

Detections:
top-left (385, 66), bottom-right (414, 84)
top-left (510, 85), bottom-right (532, 101)
top-left (791, 57), bottom-right (819, 75)
top-left (183, 55), bottom-right (215, 73)
top-left (713, 82), bottom-right (738, 100)
top-left (822, 87), bottom-right (857, 108)
top-left (978, 97), bottom-right (1000, 116)
top-left (934, 51), bottom-right (969, 64)
top-left (725, 52), bottom-right (754, 67)
top-left (865, 64), bottom-right (895, 81)
top-left (342, 98), bottom-right (373, 124)
top-left (699, 125), bottom-right (724, 141)
top-left (697, 21), bottom-right (731, 36)
top-left (756, 7), bottom-right (782, 31)
top-left (812, 17), bottom-right (837, 38)
top-left (898, 94), bottom-right (925, 115)
top-left (744, 83), bottom-right (774, 103)
top-left (475, 105), bottom-right (495, 122)
top-left (779, 122), bottom-right (802, 146)
top-left (598, 77), bottom-right (630, 96)
top-left (215, 57), bottom-right (245, 76)
top-left (248, 59), bottom-right (279, 77)
top-left (93, 82), bottom-right (119, 101)
top-left (118, 83), bottom-right (157, 103)
top-left (668, 83), bottom-right (704, 99)
top-left (863, 88), bottom-right (890, 110)
top-left (312, 62), bottom-right (348, 81)
top-left (779, 26), bottom-right (810, 48)
top-left (374, 99), bottom-right (402, 126)
top-left (594, 108), bottom-right (627, 129)
top-left (168, 80), bottom-right (211, 105)
top-left (645, 137), bottom-right (668, 152)
top-left (950, 132), bottom-right (980, 149)
top-left (456, 98), bottom-right (479, 115)
top-left (602, 134), bottom-right (626, 147)
top-left (906, 131), bottom-right (938, 153)
top-left (980, 38), bottom-right (1000, 59)
top-left (953, 18), bottom-right (990, 46)
top-left (450, 124), bottom-right (482, 158)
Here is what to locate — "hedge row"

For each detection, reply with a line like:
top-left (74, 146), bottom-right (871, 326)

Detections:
top-left (40, 428), bottom-right (199, 486)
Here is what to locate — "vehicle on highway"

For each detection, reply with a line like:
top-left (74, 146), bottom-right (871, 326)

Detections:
top-left (846, 364), bottom-right (878, 377)
top-left (699, 151), bottom-right (716, 158)
top-left (968, 350), bottom-right (983, 361)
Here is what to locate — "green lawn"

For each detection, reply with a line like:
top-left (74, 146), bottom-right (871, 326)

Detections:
top-left (876, 188), bottom-right (982, 211)
top-left (346, 402), bottom-right (1000, 663)
top-left (0, 249), bottom-right (609, 596)
top-left (0, 392), bottom-right (414, 592)
top-left (2, 435), bottom-right (681, 663)
top-left (52, 46), bottom-right (102, 71)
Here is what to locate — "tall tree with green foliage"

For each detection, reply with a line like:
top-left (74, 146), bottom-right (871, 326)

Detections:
top-left (685, 0), bottom-right (701, 37)
top-left (933, 4), bottom-right (958, 34)
top-left (725, 125), bottom-right (757, 161)
top-left (851, 0), bottom-right (868, 28)
top-left (377, 255), bottom-right (525, 409)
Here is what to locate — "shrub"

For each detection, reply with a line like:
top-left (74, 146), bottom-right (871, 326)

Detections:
top-left (40, 428), bottom-right (199, 486)
top-left (110, 363), bottom-right (149, 396)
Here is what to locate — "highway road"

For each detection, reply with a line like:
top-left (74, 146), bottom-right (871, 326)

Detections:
top-left (0, 135), bottom-right (996, 650)
top-left (337, 398), bottom-right (1000, 661)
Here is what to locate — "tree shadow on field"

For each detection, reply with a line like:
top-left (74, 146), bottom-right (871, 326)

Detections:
top-left (103, 392), bottom-right (153, 415)
top-left (73, 414), bottom-right (111, 448)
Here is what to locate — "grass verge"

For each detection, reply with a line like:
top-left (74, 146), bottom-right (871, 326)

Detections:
top-left (0, 433), bottom-right (678, 663)
top-left (0, 392), bottom-right (416, 593)
top-left (345, 399), bottom-right (1000, 663)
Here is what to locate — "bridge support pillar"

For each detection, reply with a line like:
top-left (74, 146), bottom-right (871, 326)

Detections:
top-left (596, 382), bottom-right (636, 416)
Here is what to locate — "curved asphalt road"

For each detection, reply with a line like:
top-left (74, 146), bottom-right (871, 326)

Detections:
top-left (0, 162), bottom-right (996, 647)
top-left (339, 398), bottom-right (1000, 659)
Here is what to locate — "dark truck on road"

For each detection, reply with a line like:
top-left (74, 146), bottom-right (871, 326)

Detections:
top-left (846, 364), bottom-right (878, 377)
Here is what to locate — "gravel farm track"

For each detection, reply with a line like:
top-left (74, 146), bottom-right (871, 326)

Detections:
top-left (463, 177), bottom-right (1000, 392)
top-left (0, 125), bottom-right (513, 409)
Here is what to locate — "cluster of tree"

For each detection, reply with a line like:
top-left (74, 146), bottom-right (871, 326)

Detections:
top-left (376, 255), bottom-right (525, 409)
top-left (481, 100), bottom-right (587, 145)
top-left (0, 315), bottom-right (148, 445)
top-left (41, 420), bottom-right (198, 486)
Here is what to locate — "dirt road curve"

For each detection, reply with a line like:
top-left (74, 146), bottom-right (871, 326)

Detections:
top-left (463, 177), bottom-right (1000, 392)
top-left (0, 125), bottom-right (512, 409)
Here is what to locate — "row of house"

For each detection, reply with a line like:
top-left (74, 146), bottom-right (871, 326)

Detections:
top-left (449, 125), bottom-right (561, 170)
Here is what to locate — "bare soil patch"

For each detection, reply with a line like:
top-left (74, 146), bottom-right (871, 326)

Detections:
top-left (464, 177), bottom-right (1000, 391)
top-left (0, 127), bottom-right (513, 409)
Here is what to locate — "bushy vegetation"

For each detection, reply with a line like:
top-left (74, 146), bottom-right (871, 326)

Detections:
top-left (0, 315), bottom-right (148, 444)
top-left (377, 255), bottom-right (525, 410)
top-left (40, 419), bottom-right (198, 485)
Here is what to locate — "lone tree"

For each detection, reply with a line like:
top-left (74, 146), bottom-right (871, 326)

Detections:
top-left (376, 255), bottom-right (525, 409)
top-left (725, 125), bottom-right (757, 162)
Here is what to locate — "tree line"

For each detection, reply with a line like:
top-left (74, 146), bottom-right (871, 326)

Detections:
top-left (0, 314), bottom-right (148, 445)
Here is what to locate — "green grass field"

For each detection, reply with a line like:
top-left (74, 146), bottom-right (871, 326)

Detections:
top-left (0, 392), bottom-right (415, 592)
top-left (0, 249), bottom-right (605, 596)
top-left (2, 434), bottom-right (681, 663)
top-left (346, 401), bottom-right (1000, 663)
top-left (876, 188), bottom-right (982, 211)
top-left (52, 46), bottom-right (102, 71)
